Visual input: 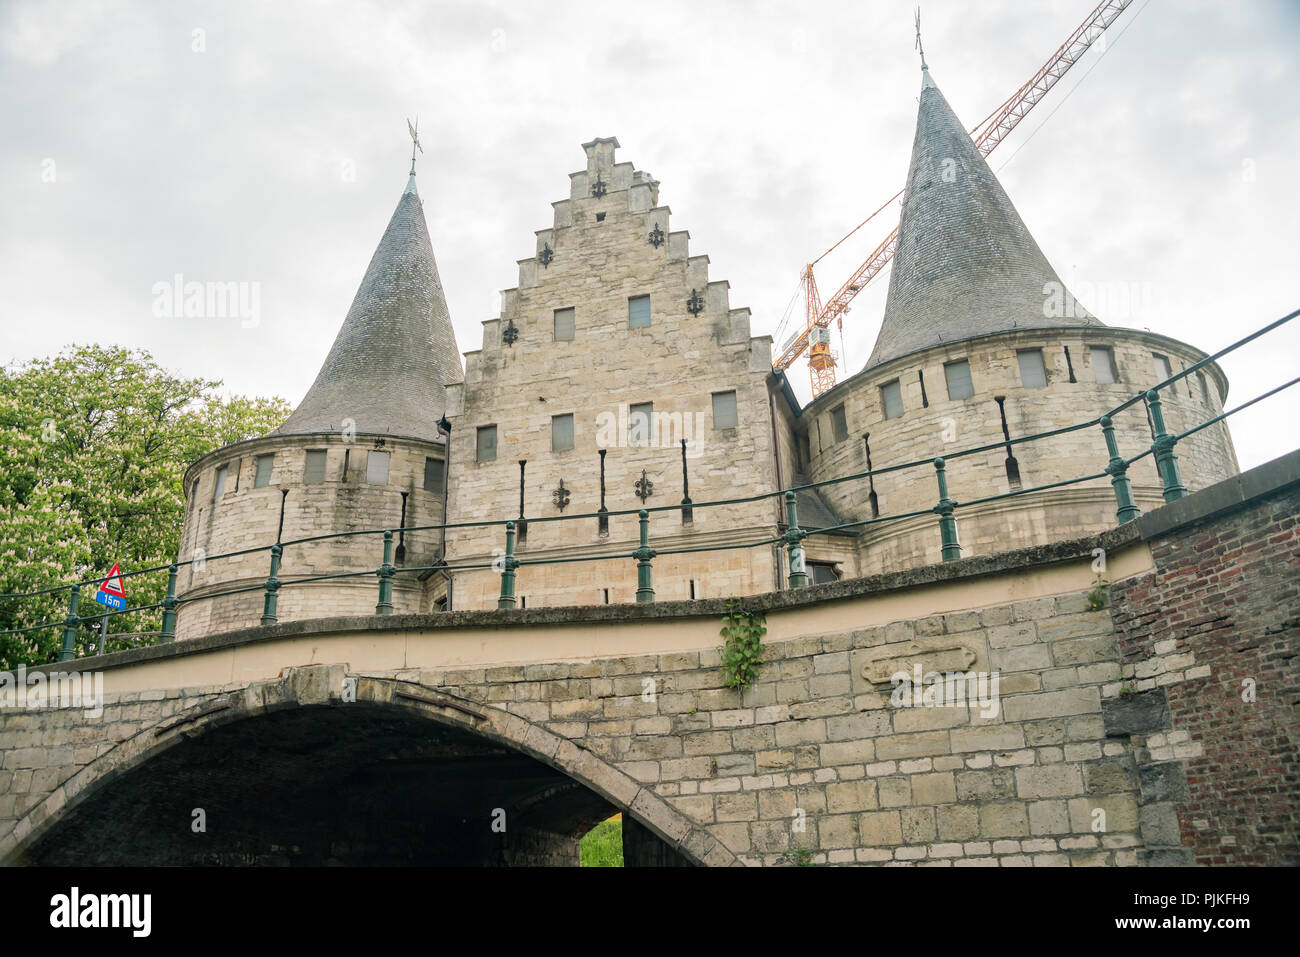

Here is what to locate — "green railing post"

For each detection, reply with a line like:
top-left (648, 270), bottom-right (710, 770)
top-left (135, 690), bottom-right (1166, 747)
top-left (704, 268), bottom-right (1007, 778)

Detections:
top-left (160, 563), bottom-right (179, 641)
top-left (783, 490), bottom-right (809, 588)
top-left (1100, 416), bottom-right (1141, 524)
top-left (633, 510), bottom-right (657, 603)
top-left (1147, 390), bottom-right (1187, 503)
top-left (260, 544), bottom-right (282, 625)
top-left (933, 457), bottom-right (961, 562)
top-left (498, 522), bottom-right (519, 609)
top-left (376, 530), bottom-right (395, 615)
top-left (59, 584), bottom-right (80, 661)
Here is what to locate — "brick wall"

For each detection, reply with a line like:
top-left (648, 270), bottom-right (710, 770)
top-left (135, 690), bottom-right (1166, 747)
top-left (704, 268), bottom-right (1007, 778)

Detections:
top-left (1109, 477), bottom-right (1299, 865)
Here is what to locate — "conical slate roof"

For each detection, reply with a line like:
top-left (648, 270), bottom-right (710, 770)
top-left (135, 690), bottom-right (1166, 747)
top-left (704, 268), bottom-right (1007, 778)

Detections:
top-left (276, 173), bottom-right (463, 442)
top-left (865, 67), bottom-right (1099, 370)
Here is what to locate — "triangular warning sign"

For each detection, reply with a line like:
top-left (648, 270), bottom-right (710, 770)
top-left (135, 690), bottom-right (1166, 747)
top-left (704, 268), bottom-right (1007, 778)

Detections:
top-left (100, 563), bottom-right (126, 598)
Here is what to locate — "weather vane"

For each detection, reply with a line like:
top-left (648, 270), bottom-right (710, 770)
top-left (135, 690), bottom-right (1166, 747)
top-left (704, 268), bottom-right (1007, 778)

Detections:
top-left (406, 116), bottom-right (423, 174)
top-left (914, 7), bottom-right (927, 70)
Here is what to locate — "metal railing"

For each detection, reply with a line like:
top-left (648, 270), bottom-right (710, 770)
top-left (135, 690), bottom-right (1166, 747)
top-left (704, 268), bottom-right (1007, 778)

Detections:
top-left (3, 307), bottom-right (1297, 661)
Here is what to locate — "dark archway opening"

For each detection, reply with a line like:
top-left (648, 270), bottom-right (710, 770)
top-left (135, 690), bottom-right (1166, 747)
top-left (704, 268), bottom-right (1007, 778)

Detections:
top-left (23, 704), bottom-right (690, 866)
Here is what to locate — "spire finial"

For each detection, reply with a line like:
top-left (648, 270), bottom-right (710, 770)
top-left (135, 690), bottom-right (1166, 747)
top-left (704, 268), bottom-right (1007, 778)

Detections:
top-left (406, 116), bottom-right (423, 175)
top-left (914, 6), bottom-right (927, 70)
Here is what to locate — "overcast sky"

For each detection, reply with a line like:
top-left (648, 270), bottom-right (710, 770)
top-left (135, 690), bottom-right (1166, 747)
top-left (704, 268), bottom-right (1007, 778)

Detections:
top-left (2, 0), bottom-right (1297, 470)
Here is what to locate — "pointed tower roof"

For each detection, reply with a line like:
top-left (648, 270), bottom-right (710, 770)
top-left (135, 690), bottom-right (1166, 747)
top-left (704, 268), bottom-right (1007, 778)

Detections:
top-left (276, 173), bottom-right (463, 442)
top-left (865, 66), bottom-right (1099, 370)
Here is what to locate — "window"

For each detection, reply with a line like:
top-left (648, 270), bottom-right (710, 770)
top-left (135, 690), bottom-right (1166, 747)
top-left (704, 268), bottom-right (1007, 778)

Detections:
top-left (1153, 353), bottom-right (1172, 382)
top-left (1090, 346), bottom-right (1117, 385)
top-left (944, 360), bottom-right (974, 400)
top-left (629, 402), bottom-right (654, 445)
top-left (254, 454), bottom-right (274, 488)
top-left (366, 450), bottom-right (390, 485)
top-left (304, 450), bottom-right (327, 484)
top-left (808, 562), bottom-right (840, 584)
top-left (830, 404), bottom-right (848, 443)
top-left (423, 457), bottom-right (443, 494)
top-left (552, 413), bottom-right (574, 452)
top-left (880, 380), bottom-right (904, 420)
top-left (211, 464), bottom-right (228, 501)
top-left (712, 391), bottom-right (738, 429)
top-left (476, 425), bottom-right (498, 462)
top-left (1197, 372), bottom-right (1209, 403)
top-left (554, 307), bottom-right (575, 341)
top-left (628, 295), bottom-right (651, 329)
top-left (798, 432), bottom-right (811, 466)
top-left (1017, 349), bottom-right (1047, 388)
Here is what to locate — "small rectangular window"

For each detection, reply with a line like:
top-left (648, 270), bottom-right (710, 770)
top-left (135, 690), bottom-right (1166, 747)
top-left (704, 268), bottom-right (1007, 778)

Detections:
top-left (366, 450), bottom-right (390, 485)
top-left (552, 413), bottom-right (574, 452)
top-left (628, 295), bottom-right (651, 329)
top-left (809, 562), bottom-right (840, 585)
top-left (1090, 346), bottom-right (1117, 385)
top-left (476, 425), bottom-right (498, 463)
top-left (554, 307), bottom-right (575, 341)
top-left (830, 404), bottom-right (848, 442)
top-left (881, 380), bottom-right (904, 420)
top-left (254, 454), bottom-right (274, 488)
top-left (304, 450), bottom-right (327, 485)
top-left (1153, 353), bottom-right (1172, 382)
top-left (629, 402), bottom-right (654, 445)
top-left (798, 432), bottom-right (811, 466)
top-left (1197, 372), bottom-right (1209, 403)
top-left (212, 465), bottom-right (228, 501)
top-left (712, 391), bottom-right (738, 429)
top-left (423, 457), bottom-right (443, 494)
top-left (1017, 349), bottom-right (1047, 388)
top-left (944, 360), bottom-right (974, 400)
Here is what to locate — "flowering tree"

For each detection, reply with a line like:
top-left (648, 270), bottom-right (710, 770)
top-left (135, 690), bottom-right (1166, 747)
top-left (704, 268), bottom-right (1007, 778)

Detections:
top-left (0, 345), bottom-right (289, 667)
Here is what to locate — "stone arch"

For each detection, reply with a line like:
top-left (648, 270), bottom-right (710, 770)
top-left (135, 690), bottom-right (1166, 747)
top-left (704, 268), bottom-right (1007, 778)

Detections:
top-left (6, 665), bottom-right (737, 867)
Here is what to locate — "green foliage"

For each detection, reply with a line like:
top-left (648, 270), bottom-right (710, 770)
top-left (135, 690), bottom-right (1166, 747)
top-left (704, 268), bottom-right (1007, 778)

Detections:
top-left (1118, 681), bottom-right (1138, 698)
top-left (580, 815), bottom-right (624, 867)
top-left (0, 344), bottom-right (289, 668)
top-left (718, 598), bottom-right (766, 691)
top-left (1086, 576), bottom-right (1111, 611)
top-left (776, 848), bottom-right (815, 867)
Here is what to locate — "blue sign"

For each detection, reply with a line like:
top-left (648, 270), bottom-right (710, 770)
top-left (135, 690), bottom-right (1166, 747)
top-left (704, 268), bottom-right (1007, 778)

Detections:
top-left (94, 590), bottom-right (126, 611)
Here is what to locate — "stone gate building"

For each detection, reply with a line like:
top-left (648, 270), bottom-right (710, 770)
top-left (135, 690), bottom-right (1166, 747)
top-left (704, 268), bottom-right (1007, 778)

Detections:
top-left (171, 65), bottom-right (1237, 634)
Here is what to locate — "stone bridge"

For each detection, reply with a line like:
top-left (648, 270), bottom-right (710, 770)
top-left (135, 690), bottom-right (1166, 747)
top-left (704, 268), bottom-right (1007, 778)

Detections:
top-left (2, 453), bottom-right (1296, 866)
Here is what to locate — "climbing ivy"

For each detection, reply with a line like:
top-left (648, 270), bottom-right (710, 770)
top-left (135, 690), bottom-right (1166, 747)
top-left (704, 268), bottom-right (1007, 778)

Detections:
top-left (719, 599), bottom-right (766, 691)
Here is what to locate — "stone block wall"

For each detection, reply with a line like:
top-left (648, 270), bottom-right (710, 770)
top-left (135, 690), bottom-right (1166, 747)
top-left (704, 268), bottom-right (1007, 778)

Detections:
top-left (442, 137), bottom-right (782, 611)
top-left (176, 432), bottom-right (447, 637)
top-left (799, 327), bottom-right (1238, 574)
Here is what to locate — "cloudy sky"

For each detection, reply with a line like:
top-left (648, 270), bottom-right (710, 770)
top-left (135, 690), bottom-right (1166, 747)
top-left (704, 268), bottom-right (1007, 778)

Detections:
top-left (2, 0), bottom-right (1297, 470)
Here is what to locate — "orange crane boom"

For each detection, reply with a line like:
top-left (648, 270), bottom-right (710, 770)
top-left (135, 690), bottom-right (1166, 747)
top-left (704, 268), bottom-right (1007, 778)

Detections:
top-left (775, 0), bottom-right (1136, 396)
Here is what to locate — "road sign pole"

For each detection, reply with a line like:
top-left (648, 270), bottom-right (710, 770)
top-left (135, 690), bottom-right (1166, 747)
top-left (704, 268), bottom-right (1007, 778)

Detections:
top-left (96, 611), bottom-right (108, 656)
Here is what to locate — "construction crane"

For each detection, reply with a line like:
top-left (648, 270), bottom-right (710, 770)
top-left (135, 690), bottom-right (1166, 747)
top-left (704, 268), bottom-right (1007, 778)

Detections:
top-left (774, 0), bottom-right (1136, 398)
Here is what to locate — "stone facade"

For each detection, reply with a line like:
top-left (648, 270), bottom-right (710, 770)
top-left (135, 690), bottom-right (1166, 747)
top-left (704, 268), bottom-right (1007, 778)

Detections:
top-left (441, 137), bottom-right (783, 610)
top-left (6, 454), bottom-right (1296, 865)
top-left (800, 326), bottom-right (1238, 574)
top-left (175, 431), bottom-right (447, 638)
top-left (168, 126), bottom-right (1240, 634)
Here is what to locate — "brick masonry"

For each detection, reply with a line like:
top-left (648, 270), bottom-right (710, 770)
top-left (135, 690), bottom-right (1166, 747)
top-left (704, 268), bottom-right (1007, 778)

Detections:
top-left (1108, 471), bottom-right (1299, 866)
